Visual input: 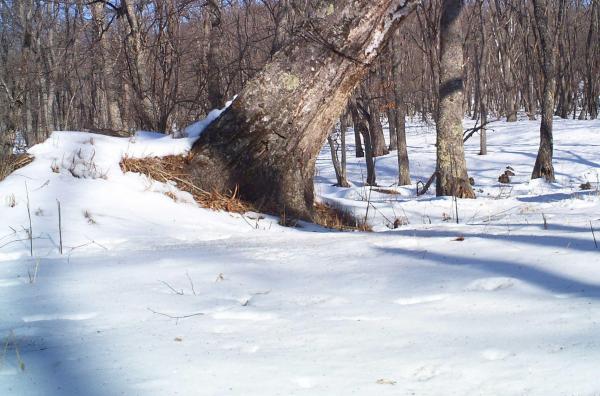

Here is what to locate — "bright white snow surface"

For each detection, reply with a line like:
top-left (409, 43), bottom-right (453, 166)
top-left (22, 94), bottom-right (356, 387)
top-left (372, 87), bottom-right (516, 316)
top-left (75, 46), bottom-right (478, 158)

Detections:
top-left (1, 116), bottom-right (600, 395)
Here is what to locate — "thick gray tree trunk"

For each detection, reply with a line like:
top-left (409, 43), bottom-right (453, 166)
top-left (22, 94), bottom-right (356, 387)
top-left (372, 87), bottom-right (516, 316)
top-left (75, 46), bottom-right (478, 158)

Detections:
top-left (531, 0), bottom-right (564, 181)
top-left (436, 0), bottom-right (475, 198)
top-left (189, 0), bottom-right (419, 219)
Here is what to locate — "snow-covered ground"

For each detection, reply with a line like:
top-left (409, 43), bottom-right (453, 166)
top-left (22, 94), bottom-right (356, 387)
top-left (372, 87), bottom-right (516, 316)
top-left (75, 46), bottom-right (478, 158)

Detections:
top-left (1, 116), bottom-right (600, 395)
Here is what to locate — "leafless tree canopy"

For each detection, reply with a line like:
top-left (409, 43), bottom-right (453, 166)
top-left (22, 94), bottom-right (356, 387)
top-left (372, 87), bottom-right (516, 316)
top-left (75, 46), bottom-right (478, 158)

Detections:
top-left (0, 0), bottom-right (598, 206)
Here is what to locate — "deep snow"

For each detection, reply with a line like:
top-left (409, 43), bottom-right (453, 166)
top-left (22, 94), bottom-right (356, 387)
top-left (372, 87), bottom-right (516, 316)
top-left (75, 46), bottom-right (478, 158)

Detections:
top-left (1, 116), bottom-right (600, 395)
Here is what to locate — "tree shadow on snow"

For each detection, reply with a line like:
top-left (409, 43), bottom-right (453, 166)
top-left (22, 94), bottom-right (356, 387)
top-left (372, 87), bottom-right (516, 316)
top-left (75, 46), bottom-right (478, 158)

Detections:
top-left (375, 244), bottom-right (600, 298)
top-left (0, 255), bottom-right (119, 396)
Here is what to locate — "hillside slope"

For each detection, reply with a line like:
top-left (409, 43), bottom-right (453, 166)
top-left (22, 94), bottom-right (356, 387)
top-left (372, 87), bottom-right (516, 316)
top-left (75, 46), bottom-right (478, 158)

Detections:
top-left (1, 118), bottom-right (600, 395)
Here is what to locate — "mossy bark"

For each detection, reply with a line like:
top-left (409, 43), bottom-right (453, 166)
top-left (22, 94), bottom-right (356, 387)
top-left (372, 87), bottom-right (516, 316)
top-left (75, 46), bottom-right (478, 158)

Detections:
top-left (189, 0), bottom-right (420, 219)
top-left (436, 0), bottom-right (475, 199)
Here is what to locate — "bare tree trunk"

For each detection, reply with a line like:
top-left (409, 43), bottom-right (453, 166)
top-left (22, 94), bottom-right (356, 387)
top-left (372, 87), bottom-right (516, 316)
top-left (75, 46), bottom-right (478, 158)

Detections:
top-left (90, 2), bottom-right (123, 131)
top-left (477, 0), bottom-right (488, 155)
top-left (350, 99), bottom-right (377, 186)
top-left (395, 101), bottom-right (411, 185)
top-left (436, 0), bottom-right (475, 198)
top-left (391, 30), bottom-right (411, 185)
top-left (531, 0), bottom-right (564, 181)
top-left (387, 108), bottom-right (398, 150)
top-left (189, 0), bottom-right (419, 219)
top-left (327, 126), bottom-right (350, 187)
top-left (584, 0), bottom-right (599, 119)
top-left (122, 0), bottom-right (155, 130)
top-left (203, 0), bottom-right (224, 110)
top-left (367, 100), bottom-right (389, 157)
top-left (354, 125), bottom-right (365, 158)
top-left (339, 112), bottom-right (348, 185)
top-left (327, 113), bottom-right (350, 187)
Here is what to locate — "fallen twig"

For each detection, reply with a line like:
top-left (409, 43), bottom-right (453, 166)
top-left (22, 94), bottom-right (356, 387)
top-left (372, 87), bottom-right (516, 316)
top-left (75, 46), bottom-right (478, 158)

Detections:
top-left (147, 307), bottom-right (204, 323)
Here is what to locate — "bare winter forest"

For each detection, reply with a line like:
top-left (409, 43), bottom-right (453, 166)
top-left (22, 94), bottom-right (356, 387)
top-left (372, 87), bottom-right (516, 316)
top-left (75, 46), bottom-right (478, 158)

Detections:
top-left (1, 1), bottom-right (600, 395)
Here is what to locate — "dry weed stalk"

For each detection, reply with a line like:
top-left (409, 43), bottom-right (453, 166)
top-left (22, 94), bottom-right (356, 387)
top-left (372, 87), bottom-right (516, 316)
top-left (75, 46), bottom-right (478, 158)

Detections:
top-left (314, 202), bottom-right (371, 232)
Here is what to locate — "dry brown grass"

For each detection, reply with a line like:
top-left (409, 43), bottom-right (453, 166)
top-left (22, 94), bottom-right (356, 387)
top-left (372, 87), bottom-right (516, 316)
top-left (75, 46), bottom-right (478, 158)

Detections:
top-left (121, 154), bottom-right (371, 231)
top-left (372, 188), bottom-right (402, 195)
top-left (314, 202), bottom-right (371, 232)
top-left (0, 153), bottom-right (34, 182)
top-left (119, 154), bottom-right (251, 213)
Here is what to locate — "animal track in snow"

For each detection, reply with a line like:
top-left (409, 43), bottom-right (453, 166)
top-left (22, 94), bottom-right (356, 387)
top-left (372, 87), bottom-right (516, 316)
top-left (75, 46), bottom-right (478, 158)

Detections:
top-left (394, 294), bottom-right (449, 306)
top-left (221, 342), bottom-right (260, 354)
top-left (0, 279), bottom-right (21, 287)
top-left (481, 349), bottom-right (511, 361)
top-left (22, 312), bottom-right (97, 323)
top-left (411, 364), bottom-right (442, 382)
top-left (212, 311), bottom-right (275, 321)
top-left (465, 277), bottom-right (515, 292)
top-left (211, 325), bottom-right (237, 334)
top-left (291, 377), bottom-right (315, 389)
top-left (329, 315), bottom-right (391, 322)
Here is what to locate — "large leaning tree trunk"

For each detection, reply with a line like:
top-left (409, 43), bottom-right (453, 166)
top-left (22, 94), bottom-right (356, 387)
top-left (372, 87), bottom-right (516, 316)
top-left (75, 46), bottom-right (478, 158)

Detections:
top-left (436, 0), bottom-right (475, 198)
top-left (531, 0), bottom-right (565, 182)
top-left (189, 0), bottom-right (420, 220)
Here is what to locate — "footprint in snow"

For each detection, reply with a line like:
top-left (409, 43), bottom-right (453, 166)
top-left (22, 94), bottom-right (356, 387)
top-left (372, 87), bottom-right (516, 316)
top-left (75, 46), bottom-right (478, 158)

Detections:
top-left (481, 349), bottom-right (512, 361)
top-left (0, 366), bottom-right (19, 376)
top-left (291, 377), bottom-right (315, 389)
top-left (0, 279), bottom-right (22, 288)
top-left (394, 294), bottom-right (449, 306)
top-left (22, 312), bottom-right (97, 323)
top-left (465, 277), bottom-right (515, 292)
top-left (411, 365), bottom-right (442, 382)
top-left (221, 342), bottom-right (260, 354)
top-left (212, 311), bottom-right (275, 321)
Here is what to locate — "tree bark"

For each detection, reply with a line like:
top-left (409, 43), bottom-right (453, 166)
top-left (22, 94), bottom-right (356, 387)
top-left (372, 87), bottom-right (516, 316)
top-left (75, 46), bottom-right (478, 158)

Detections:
top-left (203, 0), bottom-right (225, 110)
top-left (436, 0), bottom-right (475, 198)
top-left (354, 123), bottom-right (365, 158)
top-left (367, 99), bottom-right (389, 157)
top-left (327, 114), bottom-right (350, 187)
top-left (189, 0), bottom-right (419, 219)
top-left (584, 0), bottom-right (599, 119)
top-left (391, 30), bottom-right (411, 185)
top-left (531, 0), bottom-right (564, 182)
top-left (476, 0), bottom-right (488, 155)
top-left (350, 98), bottom-right (377, 186)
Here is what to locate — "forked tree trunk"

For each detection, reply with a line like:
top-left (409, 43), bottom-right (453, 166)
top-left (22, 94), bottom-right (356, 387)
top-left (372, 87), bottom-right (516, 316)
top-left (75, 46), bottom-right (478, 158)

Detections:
top-left (436, 0), bottom-right (475, 198)
top-left (327, 115), bottom-right (350, 187)
top-left (367, 101), bottom-right (390, 157)
top-left (189, 0), bottom-right (419, 219)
